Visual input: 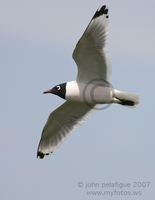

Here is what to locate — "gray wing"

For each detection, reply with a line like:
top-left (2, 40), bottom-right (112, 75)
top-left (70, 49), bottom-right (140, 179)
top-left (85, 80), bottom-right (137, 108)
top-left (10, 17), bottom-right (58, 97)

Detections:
top-left (72, 5), bottom-right (111, 83)
top-left (37, 101), bottom-right (98, 158)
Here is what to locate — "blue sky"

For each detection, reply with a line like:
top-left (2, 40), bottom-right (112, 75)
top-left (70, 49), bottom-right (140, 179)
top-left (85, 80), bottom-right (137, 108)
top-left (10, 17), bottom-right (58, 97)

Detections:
top-left (1, 0), bottom-right (155, 199)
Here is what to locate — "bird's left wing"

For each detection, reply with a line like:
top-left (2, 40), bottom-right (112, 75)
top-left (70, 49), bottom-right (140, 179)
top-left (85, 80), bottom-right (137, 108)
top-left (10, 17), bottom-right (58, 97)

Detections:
top-left (37, 101), bottom-right (98, 158)
top-left (72, 5), bottom-right (111, 83)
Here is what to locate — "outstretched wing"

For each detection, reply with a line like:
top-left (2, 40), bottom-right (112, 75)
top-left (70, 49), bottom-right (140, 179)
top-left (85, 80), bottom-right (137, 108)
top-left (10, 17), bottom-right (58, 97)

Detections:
top-left (37, 101), bottom-right (98, 159)
top-left (73, 5), bottom-right (111, 83)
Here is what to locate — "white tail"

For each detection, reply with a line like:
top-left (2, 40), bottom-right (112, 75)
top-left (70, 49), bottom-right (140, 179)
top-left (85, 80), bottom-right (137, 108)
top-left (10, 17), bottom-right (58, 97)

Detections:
top-left (114, 90), bottom-right (140, 108)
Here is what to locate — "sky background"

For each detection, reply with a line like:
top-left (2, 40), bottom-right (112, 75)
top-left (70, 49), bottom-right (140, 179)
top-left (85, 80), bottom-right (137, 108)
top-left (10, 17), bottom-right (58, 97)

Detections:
top-left (1, 0), bottom-right (155, 199)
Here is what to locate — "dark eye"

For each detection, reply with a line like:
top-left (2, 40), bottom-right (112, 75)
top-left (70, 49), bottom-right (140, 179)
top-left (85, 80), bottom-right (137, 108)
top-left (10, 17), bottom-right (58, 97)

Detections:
top-left (56, 85), bottom-right (61, 90)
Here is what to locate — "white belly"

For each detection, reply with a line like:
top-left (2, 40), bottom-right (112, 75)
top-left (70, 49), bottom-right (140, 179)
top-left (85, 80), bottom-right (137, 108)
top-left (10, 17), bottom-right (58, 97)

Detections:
top-left (66, 81), bottom-right (113, 104)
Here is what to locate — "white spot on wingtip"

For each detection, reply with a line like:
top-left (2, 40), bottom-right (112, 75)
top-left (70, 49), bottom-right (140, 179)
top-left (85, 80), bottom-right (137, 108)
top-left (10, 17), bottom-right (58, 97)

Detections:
top-left (97, 5), bottom-right (102, 11)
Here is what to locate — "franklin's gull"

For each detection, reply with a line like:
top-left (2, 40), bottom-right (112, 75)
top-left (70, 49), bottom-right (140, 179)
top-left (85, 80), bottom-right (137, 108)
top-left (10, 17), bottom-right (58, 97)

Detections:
top-left (37, 5), bottom-right (140, 159)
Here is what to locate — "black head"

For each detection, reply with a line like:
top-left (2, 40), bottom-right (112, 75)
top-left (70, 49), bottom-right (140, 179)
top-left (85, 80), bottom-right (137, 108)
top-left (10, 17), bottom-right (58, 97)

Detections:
top-left (43, 83), bottom-right (66, 99)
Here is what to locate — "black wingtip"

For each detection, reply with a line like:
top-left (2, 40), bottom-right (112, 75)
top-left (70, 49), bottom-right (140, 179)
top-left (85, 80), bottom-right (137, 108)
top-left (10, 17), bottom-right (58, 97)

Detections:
top-left (92, 5), bottom-right (109, 20)
top-left (37, 151), bottom-right (45, 159)
top-left (37, 151), bottom-right (53, 159)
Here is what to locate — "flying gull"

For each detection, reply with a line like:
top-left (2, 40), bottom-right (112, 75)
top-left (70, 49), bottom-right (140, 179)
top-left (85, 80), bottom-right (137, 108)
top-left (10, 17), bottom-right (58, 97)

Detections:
top-left (37, 5), bottom-right (140, 159)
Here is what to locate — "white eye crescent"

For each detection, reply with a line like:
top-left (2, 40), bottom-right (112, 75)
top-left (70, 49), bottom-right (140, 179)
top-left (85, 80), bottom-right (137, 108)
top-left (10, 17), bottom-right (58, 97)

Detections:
top-left (57, 85), bottom-right (61, 90)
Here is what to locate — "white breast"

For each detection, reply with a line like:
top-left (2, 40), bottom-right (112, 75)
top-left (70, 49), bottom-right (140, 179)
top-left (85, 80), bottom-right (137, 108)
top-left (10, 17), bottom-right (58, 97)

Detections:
top-left (66, 80), bottom-right (113, 104)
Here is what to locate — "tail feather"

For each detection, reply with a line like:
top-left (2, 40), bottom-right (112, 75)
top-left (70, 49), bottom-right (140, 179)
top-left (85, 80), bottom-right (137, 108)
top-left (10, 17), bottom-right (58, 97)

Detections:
top-left (114, 90), bottom-right (140, 108)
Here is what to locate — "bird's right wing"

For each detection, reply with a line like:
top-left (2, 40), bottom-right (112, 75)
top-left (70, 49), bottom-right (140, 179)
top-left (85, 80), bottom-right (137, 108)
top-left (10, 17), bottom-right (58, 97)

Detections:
top-left (37, 101), bottom-right (98, 158)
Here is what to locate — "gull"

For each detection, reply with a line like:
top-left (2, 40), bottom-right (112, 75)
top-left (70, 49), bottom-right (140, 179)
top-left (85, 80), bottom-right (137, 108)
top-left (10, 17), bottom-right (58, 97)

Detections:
top-left (37, 5), bottom-right (140, 159)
